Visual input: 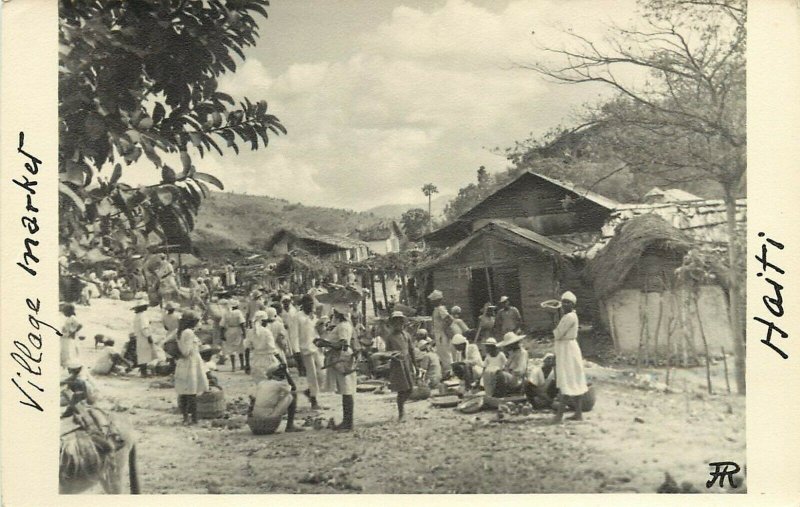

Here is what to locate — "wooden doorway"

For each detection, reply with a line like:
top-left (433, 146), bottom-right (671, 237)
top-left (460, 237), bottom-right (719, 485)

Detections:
top-left (469, 267), bottom-right (494, 323)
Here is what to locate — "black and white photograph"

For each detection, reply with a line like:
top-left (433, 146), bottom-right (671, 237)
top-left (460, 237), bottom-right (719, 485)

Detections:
top-left (51, 0), bottom-right (751, 496)
top-left (6, 0), bottom-right (776, 499)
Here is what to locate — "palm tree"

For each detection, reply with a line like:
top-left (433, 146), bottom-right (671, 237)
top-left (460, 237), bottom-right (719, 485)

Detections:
top-left (421, 183), bottom-right (439, 232)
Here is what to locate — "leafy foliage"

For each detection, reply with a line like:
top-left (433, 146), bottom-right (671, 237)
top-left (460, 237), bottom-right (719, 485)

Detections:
top-left (442, 166), bottom-right (497, 222)
top-left (59, 0), bottom-right (285, 258)
top-left (399, 208), bottom-right (430, 242)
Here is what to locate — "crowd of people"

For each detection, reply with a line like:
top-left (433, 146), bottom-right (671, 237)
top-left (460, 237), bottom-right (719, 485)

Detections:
top-left (60, 252), bottom-right (591, 432)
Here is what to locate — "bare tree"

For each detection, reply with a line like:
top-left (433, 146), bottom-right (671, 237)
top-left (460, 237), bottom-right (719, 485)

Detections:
top-left (523, 0), bottom-right (746, 392)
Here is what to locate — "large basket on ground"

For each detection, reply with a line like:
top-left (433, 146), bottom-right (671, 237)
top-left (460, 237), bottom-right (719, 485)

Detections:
top-left (247, 415), bottom-right (282, 435)
top-left (197, 386), bottom-right (225, 419)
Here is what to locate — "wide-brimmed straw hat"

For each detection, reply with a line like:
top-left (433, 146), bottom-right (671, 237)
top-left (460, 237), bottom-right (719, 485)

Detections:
top-left (484, 337), bottom-right (498, 346)
top-left (254, 310), bottom-right (268, 321)
top-left (499, 331), bottom-right (525, 347)
top-left (427, 290), bottom-right (443, 300)
top-left (389, 310), bottom-right (406, 320)
top-left (499, 296), bottom-right (509, 303)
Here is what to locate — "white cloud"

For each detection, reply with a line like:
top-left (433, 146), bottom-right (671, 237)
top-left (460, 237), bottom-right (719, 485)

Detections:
top-left (204, 0), bottom-right (641, 210)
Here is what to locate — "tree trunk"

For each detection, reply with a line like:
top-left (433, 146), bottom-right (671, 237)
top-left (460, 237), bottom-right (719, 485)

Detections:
top-left (399, 273), bottom-right (407, 305)
top-left (369, 271), bottom-right (379, 316)
top-left (723, 185), bottom-right (746, 394)
top-left (379, 271), bottom-right (390, 310)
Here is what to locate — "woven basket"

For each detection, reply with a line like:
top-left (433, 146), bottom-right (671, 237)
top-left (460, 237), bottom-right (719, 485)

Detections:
top-left (197, 386), bottom-right (225, 419)
top-left (247, 415), bottom-right (282, 435)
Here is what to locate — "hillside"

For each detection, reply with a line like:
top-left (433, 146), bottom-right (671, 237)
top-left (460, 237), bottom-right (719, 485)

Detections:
top-left (190, 192), bottom-right (383, 257)
top-left (365, 194), bottom-right (453, 220)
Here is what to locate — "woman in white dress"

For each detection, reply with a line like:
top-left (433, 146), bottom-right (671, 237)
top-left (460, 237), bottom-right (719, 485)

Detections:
top-left (60, 303), bottom-right (82, 369)
top-left (174, 310), bottom-right (209, 425)
top-left (132, 303), bottom-right (155, 377)
top-left (222, 300), bottom-right (246, 372)
top-left (552, 291), bottom-right (588, 423)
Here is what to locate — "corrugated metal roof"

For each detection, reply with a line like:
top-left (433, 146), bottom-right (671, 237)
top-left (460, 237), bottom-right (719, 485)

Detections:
top-left (577, 199), bottom-right (747, 260)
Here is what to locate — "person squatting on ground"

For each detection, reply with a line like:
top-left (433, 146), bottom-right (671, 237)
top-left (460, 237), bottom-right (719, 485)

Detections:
top-left (490, 332), bottom-right (529, 397)
top-left (252, 362), bottom-right (304, 433)
top-left (298, 294), bottom-right (324, 410)
top-left (480, 338), bottom-right (506, 397)
top-left (385, 311), bottom-right (417, 421)
top-left (174, 310), bottom-right (210, 425)
top-left (91, 339), bottom-right (133, 376)
top-left (132, 303), bottom-right (156, 377)
top-left (416, 338), bottom-right (442, 390)
top-left (525, 353), bottom-right (557, 410)
top-left (450, 333), bottom-right (483, 392)
top-left (61, 361), bottom-right (98, 417)
top-left (319, 304), bottom-right (357, 431)
top-left (222, 299), bottom-right (247, 373)
top-left (552, 291), bottom-right (589, 423)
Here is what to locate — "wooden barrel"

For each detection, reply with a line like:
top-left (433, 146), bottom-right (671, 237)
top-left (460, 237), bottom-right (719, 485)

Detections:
top-left (197, 386), bottom-right (225, 419)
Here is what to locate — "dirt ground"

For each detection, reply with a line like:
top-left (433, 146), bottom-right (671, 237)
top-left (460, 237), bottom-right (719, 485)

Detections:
top-left (68, 298), bottom-right (746, 494)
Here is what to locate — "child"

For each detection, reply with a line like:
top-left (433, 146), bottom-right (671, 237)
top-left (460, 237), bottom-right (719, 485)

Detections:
top-left (60, 304), bottom-right (82, 369)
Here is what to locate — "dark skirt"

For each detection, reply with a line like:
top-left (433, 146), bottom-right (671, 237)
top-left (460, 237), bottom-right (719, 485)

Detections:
top-left (388, 357), bottom-right (414, 392)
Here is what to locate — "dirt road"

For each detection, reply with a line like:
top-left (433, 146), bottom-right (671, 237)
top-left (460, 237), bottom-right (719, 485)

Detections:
top-left (70, 299), bottom-right (745, 494)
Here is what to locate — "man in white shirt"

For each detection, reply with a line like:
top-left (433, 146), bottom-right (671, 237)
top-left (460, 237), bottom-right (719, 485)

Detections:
top-left (297, 294), bottom-right (323, 409)
top-left (281, 295), bottom-right (304, 376)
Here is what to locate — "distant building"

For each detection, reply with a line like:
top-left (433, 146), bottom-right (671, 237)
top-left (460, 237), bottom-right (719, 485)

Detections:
top-left (350, 220), bottom-right (404, 255)
top-left (265, 227), bottom-right (369, 263)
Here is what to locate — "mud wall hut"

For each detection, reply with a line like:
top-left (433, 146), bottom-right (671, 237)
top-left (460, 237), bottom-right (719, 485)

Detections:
top-left (588, 214), bottom-right (735, 359)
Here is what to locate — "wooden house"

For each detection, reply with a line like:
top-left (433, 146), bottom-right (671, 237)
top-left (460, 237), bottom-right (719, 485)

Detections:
top-left (415, 171), bottom-right (619, 333)
top-left (424, 170), bottom-right (619, 248)
top-left (265, 227), bottom-right (370, 263)
top-left (350, 220), bottom-right (404, 255)
top-left (415, 220), bottom-right (575, 332)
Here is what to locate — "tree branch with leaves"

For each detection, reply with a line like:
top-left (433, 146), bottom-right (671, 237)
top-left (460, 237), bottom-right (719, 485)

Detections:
top-left (59, 0), bottom-right (286, 258)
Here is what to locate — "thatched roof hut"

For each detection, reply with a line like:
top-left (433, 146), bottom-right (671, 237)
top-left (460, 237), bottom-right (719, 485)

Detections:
top-left (588, 214), bottom-right (691, 300)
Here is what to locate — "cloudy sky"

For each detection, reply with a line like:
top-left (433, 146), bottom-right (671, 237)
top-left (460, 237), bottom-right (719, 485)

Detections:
top-left (197, 0), bottom-right (641, 210)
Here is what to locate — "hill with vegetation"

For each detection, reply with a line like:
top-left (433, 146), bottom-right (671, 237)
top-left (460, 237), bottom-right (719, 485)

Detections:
top-left (190, 192), bottom-right (383, 257)
top-left (365, 194), bottom-right (453, 220)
